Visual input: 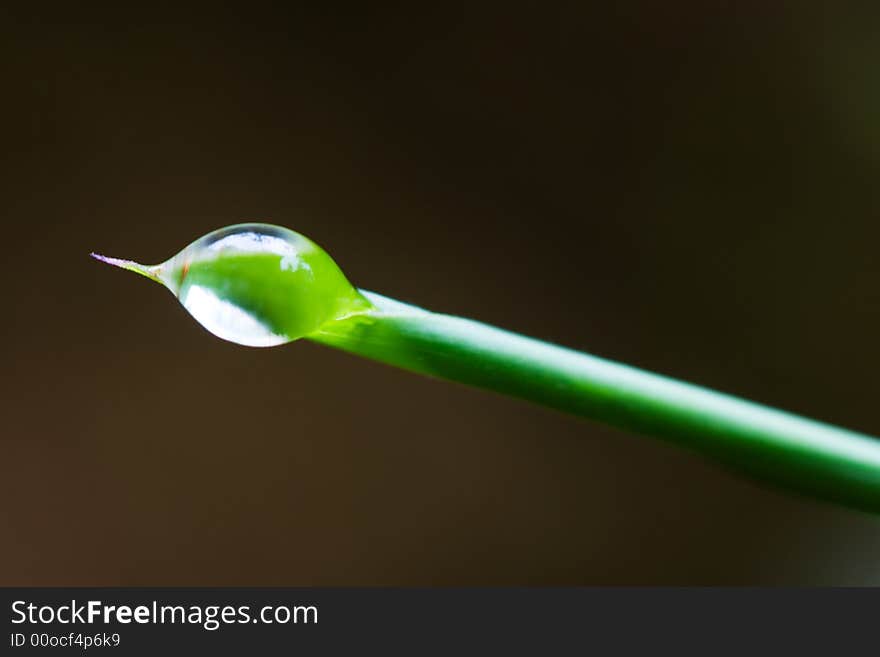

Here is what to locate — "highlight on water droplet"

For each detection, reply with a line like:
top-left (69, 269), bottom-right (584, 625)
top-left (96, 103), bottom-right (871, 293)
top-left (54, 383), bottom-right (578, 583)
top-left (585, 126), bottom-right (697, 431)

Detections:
top-left (91, 223), bottom-right (372, 347)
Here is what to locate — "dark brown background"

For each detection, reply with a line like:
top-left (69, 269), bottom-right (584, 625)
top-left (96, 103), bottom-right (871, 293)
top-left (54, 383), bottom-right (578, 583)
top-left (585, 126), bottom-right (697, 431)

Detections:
top-left (2, 4), bottom-right (879, 584)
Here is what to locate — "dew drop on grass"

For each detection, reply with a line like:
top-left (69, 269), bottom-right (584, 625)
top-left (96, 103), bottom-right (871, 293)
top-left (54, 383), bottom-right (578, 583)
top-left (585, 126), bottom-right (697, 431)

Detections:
top-left (92, 223), bottom-right (369, 347)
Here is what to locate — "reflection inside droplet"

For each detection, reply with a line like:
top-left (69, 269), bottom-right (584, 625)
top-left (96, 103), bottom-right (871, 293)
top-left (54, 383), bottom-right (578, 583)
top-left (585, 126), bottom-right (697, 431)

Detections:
top-left (205, 231), bottom-right (299, 256)
top-left (180, 285), bottom-right (287, 347)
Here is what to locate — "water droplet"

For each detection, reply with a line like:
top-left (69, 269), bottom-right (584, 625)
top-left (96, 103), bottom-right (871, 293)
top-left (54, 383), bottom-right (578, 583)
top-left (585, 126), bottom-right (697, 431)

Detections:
top-left (92, 223), bottom-right (370, 346)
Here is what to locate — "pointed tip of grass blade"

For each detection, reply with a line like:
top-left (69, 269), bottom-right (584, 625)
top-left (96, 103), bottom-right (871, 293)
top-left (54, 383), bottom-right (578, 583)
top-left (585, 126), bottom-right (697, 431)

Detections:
top-left (90, 252), bottom-right (124, 266)
top-left (90, 252), bottom-right (163, 284)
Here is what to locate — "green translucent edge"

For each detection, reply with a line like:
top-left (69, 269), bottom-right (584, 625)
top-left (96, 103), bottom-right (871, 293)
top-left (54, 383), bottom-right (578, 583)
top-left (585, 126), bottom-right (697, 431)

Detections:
top-left (312, 291), bottom-right (880, 514)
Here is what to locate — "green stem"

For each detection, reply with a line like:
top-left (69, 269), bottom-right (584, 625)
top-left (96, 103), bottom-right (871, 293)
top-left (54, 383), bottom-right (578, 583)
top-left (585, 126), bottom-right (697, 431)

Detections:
top-left (312, 291), bottom-right (880, 513)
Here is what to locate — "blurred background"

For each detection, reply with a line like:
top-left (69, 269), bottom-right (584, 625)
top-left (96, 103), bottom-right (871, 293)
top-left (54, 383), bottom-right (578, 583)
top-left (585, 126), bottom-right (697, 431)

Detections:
top-left (2, 3), bottom-right (879, 585)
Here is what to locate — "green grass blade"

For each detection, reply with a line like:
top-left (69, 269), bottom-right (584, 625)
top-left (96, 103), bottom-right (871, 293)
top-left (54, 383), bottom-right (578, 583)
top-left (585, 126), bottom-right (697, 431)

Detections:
top-left (95, 223), bottom-right (880, 514)
top-left (313, 292), bottom-right (880, 513)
